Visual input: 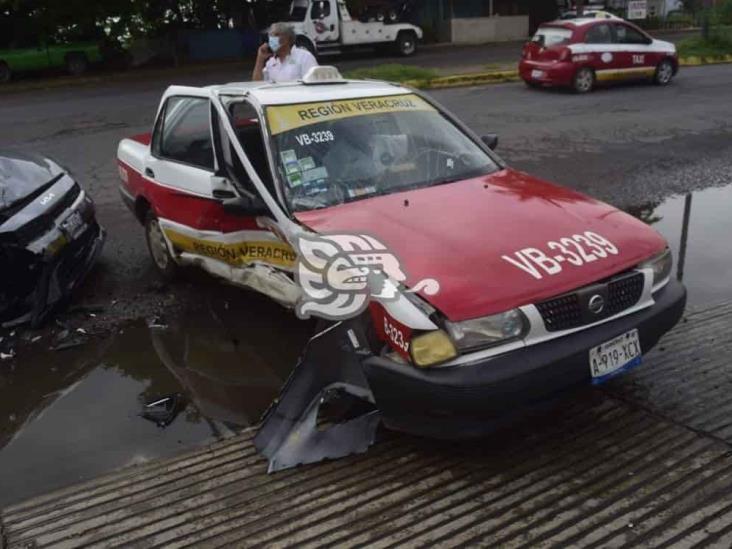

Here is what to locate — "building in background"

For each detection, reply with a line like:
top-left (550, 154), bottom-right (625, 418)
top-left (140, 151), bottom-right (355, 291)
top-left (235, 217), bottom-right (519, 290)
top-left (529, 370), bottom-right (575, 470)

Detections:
top-left (414, 0), bottom-right (559, 43)
top-left (605, 0), bottom-right (683, 18)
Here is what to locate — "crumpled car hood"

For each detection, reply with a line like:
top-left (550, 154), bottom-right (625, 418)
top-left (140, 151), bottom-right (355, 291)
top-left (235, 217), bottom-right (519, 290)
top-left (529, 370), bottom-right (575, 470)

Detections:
top-left (295, 168), bottom-right (667, 321)
top-left (0, 150), bottom-right (65, 211)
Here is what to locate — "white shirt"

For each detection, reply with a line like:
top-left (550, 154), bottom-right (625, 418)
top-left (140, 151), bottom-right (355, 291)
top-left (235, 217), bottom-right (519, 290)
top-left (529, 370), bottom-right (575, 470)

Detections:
top-left (263, 47), bottom-right (318, 83)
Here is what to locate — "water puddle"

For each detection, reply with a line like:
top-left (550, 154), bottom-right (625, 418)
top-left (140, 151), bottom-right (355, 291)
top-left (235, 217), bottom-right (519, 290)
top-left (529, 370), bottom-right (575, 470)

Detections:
top-left (626, 184), bottom-right (732, 308)
top-left (0, 288), bottom-right (313, 506)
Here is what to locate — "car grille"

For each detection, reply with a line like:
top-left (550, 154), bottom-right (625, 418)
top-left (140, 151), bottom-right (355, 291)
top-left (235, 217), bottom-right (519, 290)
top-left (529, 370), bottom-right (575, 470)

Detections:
top-left (13, 184), bottom-right (81, 244)
top-left (536, 271), bottom-right (645, 332)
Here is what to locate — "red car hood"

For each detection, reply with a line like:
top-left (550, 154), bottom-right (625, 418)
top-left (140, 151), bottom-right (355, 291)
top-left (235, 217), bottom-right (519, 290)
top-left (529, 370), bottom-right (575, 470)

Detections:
top-left (294, 169), bottom-right (666, 321)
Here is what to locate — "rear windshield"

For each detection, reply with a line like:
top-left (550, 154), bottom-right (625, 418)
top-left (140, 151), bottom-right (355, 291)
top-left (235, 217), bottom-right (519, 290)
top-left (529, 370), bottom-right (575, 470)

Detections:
top-left (533, 27), bottom-right (573, 46)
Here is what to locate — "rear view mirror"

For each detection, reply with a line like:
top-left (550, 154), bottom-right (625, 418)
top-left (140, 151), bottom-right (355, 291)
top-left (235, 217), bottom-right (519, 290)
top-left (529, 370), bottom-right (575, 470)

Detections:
top-left (222, 194), bottom-right (270, 216)
top-left (481, 134), bottom-right (499, 150)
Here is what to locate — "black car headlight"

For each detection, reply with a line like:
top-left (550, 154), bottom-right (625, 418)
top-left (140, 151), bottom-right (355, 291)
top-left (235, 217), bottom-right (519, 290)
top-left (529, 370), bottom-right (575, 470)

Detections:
top-left (639, 248), bottom-right (673, 288)
top-left (445, 308), bottom-right (529, 352)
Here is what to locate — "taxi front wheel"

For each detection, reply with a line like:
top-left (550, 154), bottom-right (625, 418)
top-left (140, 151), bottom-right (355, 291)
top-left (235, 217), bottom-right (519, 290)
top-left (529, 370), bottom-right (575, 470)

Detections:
top-left (145, 212), bottom-right (178, 281)
top-left (654, 59), bottom-right (674, 85)
top-left (573, 67), bottom-right (595, 94)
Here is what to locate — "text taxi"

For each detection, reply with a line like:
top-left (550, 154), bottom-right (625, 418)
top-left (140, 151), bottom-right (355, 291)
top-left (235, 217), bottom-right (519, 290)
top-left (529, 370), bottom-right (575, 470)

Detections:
top-left (117, 66), bottom-right (685, 438)
top-left (519, 17), bottom-right (678, 93)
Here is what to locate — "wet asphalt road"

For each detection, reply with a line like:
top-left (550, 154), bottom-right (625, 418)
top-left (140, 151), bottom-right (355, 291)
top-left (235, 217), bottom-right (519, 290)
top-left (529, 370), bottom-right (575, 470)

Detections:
top-left (0, 63), bottom-right (731, 505)
top-left (1, 63), bottom-right (730, 320)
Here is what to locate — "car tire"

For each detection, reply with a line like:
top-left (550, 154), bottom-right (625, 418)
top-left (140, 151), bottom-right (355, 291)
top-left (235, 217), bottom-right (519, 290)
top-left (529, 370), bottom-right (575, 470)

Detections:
top-left (145, 212), bottom-right (178, 281)
top-left (573, 67), bottom-right (595, 93)
top-left (65, 53), bottom-right (88, 76)
top-left (0, 62), bottom-right (10, 84)
top-left (395, 31), bottom-right (417, 56)
top-left (654, 59), bottom-right (674, 86)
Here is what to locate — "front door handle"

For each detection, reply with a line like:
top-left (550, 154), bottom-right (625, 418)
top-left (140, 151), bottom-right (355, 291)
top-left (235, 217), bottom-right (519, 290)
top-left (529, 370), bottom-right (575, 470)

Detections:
top-left (145, 167), bottom-right (155, 178)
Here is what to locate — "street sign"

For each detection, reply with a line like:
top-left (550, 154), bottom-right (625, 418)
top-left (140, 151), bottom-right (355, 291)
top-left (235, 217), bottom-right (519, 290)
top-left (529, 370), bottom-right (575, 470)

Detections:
top-left (627, 0), bottom-right (647, 19)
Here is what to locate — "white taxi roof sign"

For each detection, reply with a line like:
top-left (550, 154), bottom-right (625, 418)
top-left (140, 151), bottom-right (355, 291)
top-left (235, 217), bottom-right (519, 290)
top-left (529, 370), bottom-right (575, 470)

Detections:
top-left (302, 66), bottom-right (345, 85)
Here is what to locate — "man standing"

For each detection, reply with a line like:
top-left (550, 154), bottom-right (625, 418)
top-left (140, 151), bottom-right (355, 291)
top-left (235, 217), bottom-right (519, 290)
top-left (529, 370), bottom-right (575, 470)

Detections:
top-left (252, 23), bottom-right (318, 82)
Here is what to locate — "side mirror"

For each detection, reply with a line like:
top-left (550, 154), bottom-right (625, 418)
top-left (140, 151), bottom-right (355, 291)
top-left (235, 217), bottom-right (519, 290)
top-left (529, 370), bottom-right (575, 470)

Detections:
top-left (222, 194), bottom-right (270, 216)
top-left (481, 134), bottom-right (499, 150)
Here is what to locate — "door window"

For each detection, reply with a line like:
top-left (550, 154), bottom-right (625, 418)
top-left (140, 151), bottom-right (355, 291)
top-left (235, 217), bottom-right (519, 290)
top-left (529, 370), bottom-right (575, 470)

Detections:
top-left (311, 0), bottom-right (331, 19)
top-left (224, 99), bottom-right (276, 196)
top-left (584, 23), bottom-right (613, 44)
top-left (614, 24), bottom-right (649, 45)
top-left (154, 96), bottom-right (215, 171)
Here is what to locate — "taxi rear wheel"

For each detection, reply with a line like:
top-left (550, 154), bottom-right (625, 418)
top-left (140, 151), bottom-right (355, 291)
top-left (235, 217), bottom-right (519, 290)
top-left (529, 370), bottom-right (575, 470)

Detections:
top-left (654, 59), bottom-right (674, 85)
top-left (573, 67), bottom-right (595, 93)
top-left (145, 212), bottom-right (178, 280)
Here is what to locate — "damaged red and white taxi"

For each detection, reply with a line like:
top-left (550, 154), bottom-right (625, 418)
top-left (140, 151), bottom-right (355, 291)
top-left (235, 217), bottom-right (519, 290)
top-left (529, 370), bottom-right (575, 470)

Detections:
top-left (117, 67), bottom-right (685, 467)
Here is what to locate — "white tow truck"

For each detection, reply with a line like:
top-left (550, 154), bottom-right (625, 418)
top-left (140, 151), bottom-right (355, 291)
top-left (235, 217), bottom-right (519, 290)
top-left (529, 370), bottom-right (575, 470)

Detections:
top-left (280, 0), bottom-right (423, 57)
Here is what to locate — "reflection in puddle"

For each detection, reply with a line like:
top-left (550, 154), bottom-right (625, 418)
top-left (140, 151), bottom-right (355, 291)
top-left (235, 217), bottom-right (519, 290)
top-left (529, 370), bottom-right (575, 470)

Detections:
top-left (628, 184), bottom-right (732, 307)
top-left (0, 289), bottom-right (313, 506)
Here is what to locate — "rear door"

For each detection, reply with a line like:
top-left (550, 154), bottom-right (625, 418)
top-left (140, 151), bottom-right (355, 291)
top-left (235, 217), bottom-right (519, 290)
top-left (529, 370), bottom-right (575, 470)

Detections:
top-left (612, 22), bottom-right (657, 80)
top-left (4, 35), bottom-right (49, 71)
top-left (580, 22), bottom-right (618, 80)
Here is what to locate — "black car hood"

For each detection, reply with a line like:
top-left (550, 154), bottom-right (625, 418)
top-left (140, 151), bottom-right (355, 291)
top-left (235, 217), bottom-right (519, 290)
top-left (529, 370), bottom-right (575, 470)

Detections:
top-left (0, 151), bottom-right (65, 211)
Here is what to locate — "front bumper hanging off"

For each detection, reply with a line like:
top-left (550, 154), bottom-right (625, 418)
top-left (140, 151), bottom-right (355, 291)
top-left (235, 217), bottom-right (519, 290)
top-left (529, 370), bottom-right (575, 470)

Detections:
top-left (255, 280), bottom-right (685, 471)
top-left (254, 320), bottom-right (381, 473)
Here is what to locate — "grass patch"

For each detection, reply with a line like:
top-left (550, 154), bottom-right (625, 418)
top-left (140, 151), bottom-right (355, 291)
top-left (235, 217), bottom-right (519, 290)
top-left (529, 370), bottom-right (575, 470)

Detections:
top-left (343, 64), bottom-right (439, 83)
top-left (678, 29), bottom-right (732, 57)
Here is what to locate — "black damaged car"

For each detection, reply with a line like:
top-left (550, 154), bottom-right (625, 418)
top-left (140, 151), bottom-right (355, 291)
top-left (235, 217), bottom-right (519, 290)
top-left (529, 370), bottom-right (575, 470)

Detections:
top-left (0, 151), bottom-right (105, 327)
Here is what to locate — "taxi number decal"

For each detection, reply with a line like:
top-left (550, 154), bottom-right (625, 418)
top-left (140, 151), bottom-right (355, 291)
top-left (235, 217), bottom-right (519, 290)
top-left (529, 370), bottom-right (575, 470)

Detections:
top-left (502, 231), bottom-right (619, 280)
top-left (384, 316), bottom-right (409, 354)
top-left (295, 130), bottom-right (334, 146)
top-left (632, 54), bottom-right (645, 65)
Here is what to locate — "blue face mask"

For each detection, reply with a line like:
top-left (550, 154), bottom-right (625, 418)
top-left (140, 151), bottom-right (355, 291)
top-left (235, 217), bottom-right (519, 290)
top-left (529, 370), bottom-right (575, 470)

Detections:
top-left (268, 35), bottom-right (281, 53)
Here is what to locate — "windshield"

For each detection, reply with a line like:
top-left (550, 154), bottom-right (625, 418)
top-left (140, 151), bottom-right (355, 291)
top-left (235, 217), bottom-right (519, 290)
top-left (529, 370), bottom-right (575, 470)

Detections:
top-left (286, 0), bottom-right (308, 21)
top-left (533, 26), bottom-right (573, 46)
top-left (265, 94), bottom-right (499, 212)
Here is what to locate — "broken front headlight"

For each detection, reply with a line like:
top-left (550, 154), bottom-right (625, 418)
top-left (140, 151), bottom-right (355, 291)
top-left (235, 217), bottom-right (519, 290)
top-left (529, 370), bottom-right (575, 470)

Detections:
top-left (445, 309), bottom-right (529, 352)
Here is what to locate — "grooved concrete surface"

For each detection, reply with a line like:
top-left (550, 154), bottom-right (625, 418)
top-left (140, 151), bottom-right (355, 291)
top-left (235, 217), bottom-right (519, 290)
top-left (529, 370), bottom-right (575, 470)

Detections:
top-left (3, 302), bottom-right (732, 548)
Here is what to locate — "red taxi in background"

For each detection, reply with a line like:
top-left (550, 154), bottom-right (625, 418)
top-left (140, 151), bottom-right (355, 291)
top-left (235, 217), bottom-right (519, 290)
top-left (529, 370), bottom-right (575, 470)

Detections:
top-left (519, 17), bottom-right (678, 93)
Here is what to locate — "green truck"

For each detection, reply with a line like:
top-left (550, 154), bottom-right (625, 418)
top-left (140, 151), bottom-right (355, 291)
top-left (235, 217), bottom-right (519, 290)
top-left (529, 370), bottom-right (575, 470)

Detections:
top-left (0, 41), bottom-right (102, 83)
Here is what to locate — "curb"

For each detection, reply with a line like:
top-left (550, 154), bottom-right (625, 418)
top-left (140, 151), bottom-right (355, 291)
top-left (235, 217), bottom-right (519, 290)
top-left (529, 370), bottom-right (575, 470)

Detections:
top-left (680, 53), bottom-right (732, 66)
top-left (408, 55), bottom-right (732, 90)
top-left (1, 53), bottom-right (729, 96)
top-left (405, 70), bottom-right (519, 89)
